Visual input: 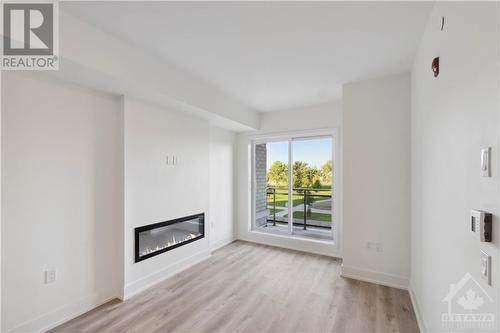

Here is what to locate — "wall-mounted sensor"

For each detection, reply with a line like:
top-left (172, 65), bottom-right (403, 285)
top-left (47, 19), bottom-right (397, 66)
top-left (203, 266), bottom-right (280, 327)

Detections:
top-left (481, 147), bottom-right (491, 177)
top-left (432, 57), bottom-right (439, 77)
top-left (471, 209), bottom-right (492, 242)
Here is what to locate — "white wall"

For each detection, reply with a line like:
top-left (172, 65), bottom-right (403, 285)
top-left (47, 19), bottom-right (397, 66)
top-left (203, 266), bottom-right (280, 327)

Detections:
top-left (411, 2), bottom-right (500, 331)
top-left (123, 97), bottom-right (211, 298)
top-left (209, 126), bottom-right (236, 250)
top-left (259, 101), bottom-right (343, 133)
top-left (341, 73), bottom-right (411, 289)
top-left (51, 9), bottom-right (259, 131)
top-left (1, 76), bottom-right (238, 330)
top-left (2, 72), bottom-right (123, 332)
top-left (236, 102), bottom-right (343, 256)
top-left (0, 69), bottom-right (3, 331)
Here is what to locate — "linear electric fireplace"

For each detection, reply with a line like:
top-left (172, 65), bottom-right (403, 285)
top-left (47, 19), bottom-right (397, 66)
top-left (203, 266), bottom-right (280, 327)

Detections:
top-left (135, 213), bottom-right (204, 262)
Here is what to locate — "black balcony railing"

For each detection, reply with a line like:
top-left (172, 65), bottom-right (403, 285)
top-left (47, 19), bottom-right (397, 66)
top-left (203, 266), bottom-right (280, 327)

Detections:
top-left (266, 187), bottom-right (332, 230)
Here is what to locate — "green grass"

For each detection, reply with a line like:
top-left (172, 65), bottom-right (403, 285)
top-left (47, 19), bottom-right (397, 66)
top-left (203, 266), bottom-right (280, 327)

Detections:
top-left (267, 193), bottom-right (304, 207)
top-left (284, 211), bottom-right (332, 222)
top-left (267, 189), bottom-right (332, 208)
top-left (268, 208), bottom-right (284, 215)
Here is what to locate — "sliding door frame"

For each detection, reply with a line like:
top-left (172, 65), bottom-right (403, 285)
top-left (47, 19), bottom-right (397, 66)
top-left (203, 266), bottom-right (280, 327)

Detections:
top-left (287, 140), bottom-right (293, 235)
top-left (250, 127), bottom-right (341, 249)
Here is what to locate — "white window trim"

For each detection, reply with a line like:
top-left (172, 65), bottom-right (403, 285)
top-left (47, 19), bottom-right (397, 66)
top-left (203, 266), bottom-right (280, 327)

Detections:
top-left (249, 127), bottom-right (342, 253)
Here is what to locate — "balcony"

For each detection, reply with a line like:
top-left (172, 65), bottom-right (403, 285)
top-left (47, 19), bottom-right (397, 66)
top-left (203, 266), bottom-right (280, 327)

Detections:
top-left (256, 187), bottom-right (333, 241)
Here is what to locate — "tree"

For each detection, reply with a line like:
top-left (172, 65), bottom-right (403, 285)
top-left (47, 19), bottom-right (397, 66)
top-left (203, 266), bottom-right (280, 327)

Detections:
top-left (320, 160), bottom-right (332, 186)
top-left (268, 160), bottom-right (332, 188)
top-left (267, 161), bottom-right (288, 186)
top-left (304, 166), bottom-right (320, 188)
top-left (292, 161), bottom-right (309, 188)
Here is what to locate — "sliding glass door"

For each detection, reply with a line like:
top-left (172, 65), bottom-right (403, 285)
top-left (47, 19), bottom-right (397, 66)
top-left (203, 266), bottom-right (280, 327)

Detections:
top-left (291, 137), bottom-right (333, 240)
top-left (253, 134), bottom-right (334, 242)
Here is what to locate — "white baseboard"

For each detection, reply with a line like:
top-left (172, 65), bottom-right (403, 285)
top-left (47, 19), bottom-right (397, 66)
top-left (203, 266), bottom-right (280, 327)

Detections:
top-left (237, 231), bottom-right (342, 258)
top-left (211, 235), bottom-right (235, 252)
top-left (123, 249), bottom-right (211, 300)
top-left (10, 249), bottom-right (212, 332)
top-left (408, 281), bottom-right (426, 333)
top-left (7, 292), bottom-right (117, 333)
top-left (340, 264), bottom-right (409, 290)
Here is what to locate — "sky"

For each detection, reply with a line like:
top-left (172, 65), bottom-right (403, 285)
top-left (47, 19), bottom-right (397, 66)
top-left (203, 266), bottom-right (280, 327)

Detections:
top-left (266, 137), bottom-right (332, 170)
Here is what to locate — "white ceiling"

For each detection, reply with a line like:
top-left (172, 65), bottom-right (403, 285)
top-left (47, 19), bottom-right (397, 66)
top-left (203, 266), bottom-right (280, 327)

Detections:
top-left (62, 2), bottom-right (433, 112)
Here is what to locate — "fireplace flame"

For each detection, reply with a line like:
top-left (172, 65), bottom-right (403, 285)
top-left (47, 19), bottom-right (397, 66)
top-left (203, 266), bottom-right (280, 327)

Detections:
top-left (140, 233), bottom-right (199, 257)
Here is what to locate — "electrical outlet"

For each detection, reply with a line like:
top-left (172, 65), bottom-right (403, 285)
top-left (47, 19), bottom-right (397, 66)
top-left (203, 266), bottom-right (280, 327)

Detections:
top-left (365, 241), bottom-right (383, 252)
top-left (45, 269), bottom-right (56, 284)
top-left (166, 155), bottom-right (179, 166)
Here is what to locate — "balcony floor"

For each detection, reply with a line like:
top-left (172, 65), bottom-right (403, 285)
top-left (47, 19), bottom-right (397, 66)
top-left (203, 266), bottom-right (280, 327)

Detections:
top-left (255, 221), bottom-right (333, 241)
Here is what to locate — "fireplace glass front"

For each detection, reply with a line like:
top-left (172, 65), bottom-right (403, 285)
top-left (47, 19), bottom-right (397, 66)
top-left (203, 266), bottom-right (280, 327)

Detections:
top-left (135, 213), bottom-right (204, 262)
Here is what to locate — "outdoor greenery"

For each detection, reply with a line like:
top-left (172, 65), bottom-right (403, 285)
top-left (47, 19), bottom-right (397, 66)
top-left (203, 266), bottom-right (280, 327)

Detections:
top-left (267, 160), bottom-right (288, 186)
top-left (267, 192), bottom-right (307, 207)
top-left (266, 160), bottom-right (333, 223)
top-left (284, 211), bottom-right (332, 222)
top-left (267, 160), bottom-right (332, 188)
top-left (268, 207), bottom-right (284, 215)
top-left (267, 190), bottom-right (332, 207)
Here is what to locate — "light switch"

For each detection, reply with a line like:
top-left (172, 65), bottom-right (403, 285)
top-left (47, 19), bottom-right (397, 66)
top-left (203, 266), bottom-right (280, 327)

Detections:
top-left (481, 147), bottom-right (491, 177)
top-left (45, 269), bottom-right (56, 284)
top-left (480, 250), bottom-right (491, 285)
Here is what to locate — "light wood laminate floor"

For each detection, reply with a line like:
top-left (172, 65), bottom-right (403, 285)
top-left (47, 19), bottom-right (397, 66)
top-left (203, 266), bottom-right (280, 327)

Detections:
top-left (51, 241), bottom-right (419, 333)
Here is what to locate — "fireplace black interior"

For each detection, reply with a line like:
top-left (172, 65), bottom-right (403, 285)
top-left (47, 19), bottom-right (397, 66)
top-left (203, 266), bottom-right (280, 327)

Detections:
top-left (135, 213), bottom-right (204, 262)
